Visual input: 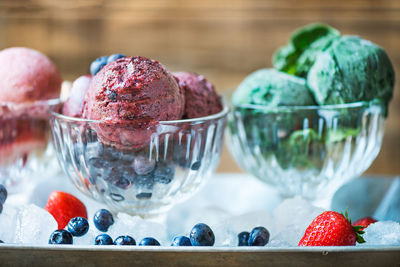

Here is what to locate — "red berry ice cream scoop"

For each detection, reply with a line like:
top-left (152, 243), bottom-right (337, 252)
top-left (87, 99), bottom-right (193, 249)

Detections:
top-left (173, 72), bottom-right (222, 119)
top-left (83, 56), bottom-right (184, 149)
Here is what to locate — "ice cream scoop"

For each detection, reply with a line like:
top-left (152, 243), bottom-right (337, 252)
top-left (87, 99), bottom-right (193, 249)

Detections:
top-left (273, 24), bottom-right (340, 78)
top-left (307, 36), bottom-right (395, 108)
top-left (232, 68), bottom-right (316, 107)
top-left (0, 47), bottom-right (62, 103)
top-left (62, 75), bottom-right (92, 118)
top-left (84, 56), bottom-right (184, 149)
top-left (173, 72), bottom-right (222, 119)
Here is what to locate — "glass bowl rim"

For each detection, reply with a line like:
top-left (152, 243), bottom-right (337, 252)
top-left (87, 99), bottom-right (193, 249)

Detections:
top-left (51, 102), bottom-right (230, 124)
top-left (0, 98), bottom-right (62, 107)
top-left (230, 100), bottom-right (384, 112)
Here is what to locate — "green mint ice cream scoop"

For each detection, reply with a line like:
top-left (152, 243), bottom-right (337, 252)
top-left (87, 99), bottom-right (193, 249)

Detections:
top-left (307, 35), bottom-right (395, 109)
top-left (273, 23), bottom-right (340, 77)
top-left (232, 68), bottom-right (316, 107)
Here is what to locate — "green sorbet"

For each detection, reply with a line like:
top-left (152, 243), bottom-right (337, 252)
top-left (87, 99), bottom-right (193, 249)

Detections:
top-left (307, 35), bottom-right (395, 108)
top-left (273, 23), bottom-right (340, 77)
top-left (232, 68), bottom-right (316, 107)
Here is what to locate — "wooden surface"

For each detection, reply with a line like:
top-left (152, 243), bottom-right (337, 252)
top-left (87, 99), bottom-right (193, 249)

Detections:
top-left (0, 0), bottom-right (399, 174)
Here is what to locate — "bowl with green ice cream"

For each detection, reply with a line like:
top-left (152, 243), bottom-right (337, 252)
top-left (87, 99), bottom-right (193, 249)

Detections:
top-left (228, 23), bottom-right (394, 208)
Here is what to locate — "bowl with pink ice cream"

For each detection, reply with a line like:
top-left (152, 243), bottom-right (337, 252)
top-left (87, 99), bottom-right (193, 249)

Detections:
top-left (51, 55), bottom-right (228, 218)
top-left (0, 47), bottom-right (62, 190)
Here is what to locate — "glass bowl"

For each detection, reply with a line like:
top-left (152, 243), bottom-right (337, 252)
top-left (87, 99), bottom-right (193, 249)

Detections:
top-left (0, 99), bottom-right (61, 191)
top-left (50, 105), bottom-right (228, 218)
top-left (227, 101), bottom-right (385, 208)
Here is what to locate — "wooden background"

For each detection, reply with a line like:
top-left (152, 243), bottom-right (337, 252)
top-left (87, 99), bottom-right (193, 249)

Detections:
top-left (0, 0), bottom-right (399, 174)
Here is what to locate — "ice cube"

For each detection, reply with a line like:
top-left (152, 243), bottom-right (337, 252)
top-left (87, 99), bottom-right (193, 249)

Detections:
top-left (213, 210), bottom-right (274, 246)
top-left (107, 213), bottom-right (167, 245)
top-left (0, 205), bottom-right (19, 243)
top-left (272, 197), bottom-right (324, 246)
top-left (358, 221), bottom-right (400, 246)
top-left (374, 178), bottom-right (400, 222)
top-left (266, 234), bottom-right (292, 247)
top-left (14, 204), bottom-right (58, 244)
top-left (73, 226), bottom-right (100, 245)
top-left (180, 206), bottom-right (231, 237)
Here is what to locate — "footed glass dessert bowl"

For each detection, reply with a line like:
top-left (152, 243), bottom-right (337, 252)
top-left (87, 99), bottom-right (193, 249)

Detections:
top-left (0, 99), bottom-right (61, 191)
top-left (50, 104), bottom-right (228, 218)
top-left (227, 101), bottom-right (385, 208)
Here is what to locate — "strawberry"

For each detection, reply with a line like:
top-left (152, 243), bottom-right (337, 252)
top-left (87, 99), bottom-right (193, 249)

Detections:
top-left (298, 211), bottom-right (365, 246)
top-left (45, 191), bottom-right (87, 229)
top-left (352, 216), bottom-right (377, 230)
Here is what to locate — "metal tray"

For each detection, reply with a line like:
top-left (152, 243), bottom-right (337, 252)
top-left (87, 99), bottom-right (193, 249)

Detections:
top-left (0, 174), bottom-right (399, 267)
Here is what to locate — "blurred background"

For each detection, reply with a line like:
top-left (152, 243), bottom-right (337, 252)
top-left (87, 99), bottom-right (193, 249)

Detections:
top-left (0, 0), bottom-right (399, 174)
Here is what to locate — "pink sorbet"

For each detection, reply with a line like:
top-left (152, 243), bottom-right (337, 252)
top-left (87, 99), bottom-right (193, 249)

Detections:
top-left (62, 75), bottom-right (92, 118)
top-left (173, 72), bottom-right (222, 119)
top-left (0, 47), bottom-right (62, 103)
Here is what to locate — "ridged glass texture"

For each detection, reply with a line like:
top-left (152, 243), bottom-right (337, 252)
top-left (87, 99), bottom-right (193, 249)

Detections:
top-left (0, 100), bottom-right (61, 191)
top-left (50, 106), bottom-right (228, 217)
top-left (227, 101), bottom-right (385, 207)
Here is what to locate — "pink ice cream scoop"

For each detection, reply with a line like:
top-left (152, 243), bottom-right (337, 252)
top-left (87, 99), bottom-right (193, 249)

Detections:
top-left (173, 72), bottom-right (222, 119)
top-left (0, 47), bottom-right (62, 103)
top-left (84, 56), bottom-right (184, 149)
top-left (62, 75), bottom-right (92, 118)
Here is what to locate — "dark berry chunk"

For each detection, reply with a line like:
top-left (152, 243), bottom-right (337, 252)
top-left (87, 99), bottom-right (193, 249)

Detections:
top-left (49, 229), bottom-right (73, 244)
top-left (90, 56), bottom-right (108, 75)
top-left (114, 235), bottom-right (136, 245)
top-left (93, 209), bottom-right (114, 232)
top-left (248, 226), bottom-right (270, 246)
top-left (67, 217), bottom-right (89, 237)
top-left (0, 184), bottom-right (7, 204)
top-left (154, 161), bottom-right (175, 184)
top-left (136, 192), bottom-right (152, 200)
top-left (190, 161), bottom-right (201, 171)
top-left (171, 236), bottom-right (192, 246)
top-left (95, 234), bottom-right (113, 245)
top-left (190, 223), bottom-right (215, 246)
top-left (139, 237), bottom-right (160, 246)
top-left (135, 174), bottom-right (154, 191)
top-left (238, 231), bottom-right (250, 246)
top-left (107, 54), bottom-right (126, 64)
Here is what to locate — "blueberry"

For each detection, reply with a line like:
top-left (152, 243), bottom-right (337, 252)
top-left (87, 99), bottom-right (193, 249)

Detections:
top-left (171, 236), bottom-right (192, 246)
top-left (139, 237), bottom-right (160, 246)
top-left (0, 202), bottom-right (3, 214)
top-left (135, 174), bottom-right (154, 191)
top-left (154, 161), bottom-right (175, 184)
top-left (0, 184), bottom-right (7, 204)
top-left (49, 229), bottom-right (73, 244)
top-left (108, 167), bottom-right (133, 189)
top-left (90, 56), bottom-right (108, 75)
top-left (114, 235), bottom-right (136, 245)
top-left (190, 161), bottom-right (201, 171)
top-left (97, 145), bottom-right (120, 161)
top-left (93, 209), bottom-right (114, 232)
top-left (189, 223), bottom-right (215, 246)
top-left (248, 226), bottom-right (270, 246)
top-left (67, 217), bottom-right (89, 237)
top-left (238, 231), bottom-right (250, 246)
top-left (136, 192), bottom-right (152, 200)
top-left (107, 54), bottom-right (126, 64)
top-left (95, 234), bottom-right (113, 245)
